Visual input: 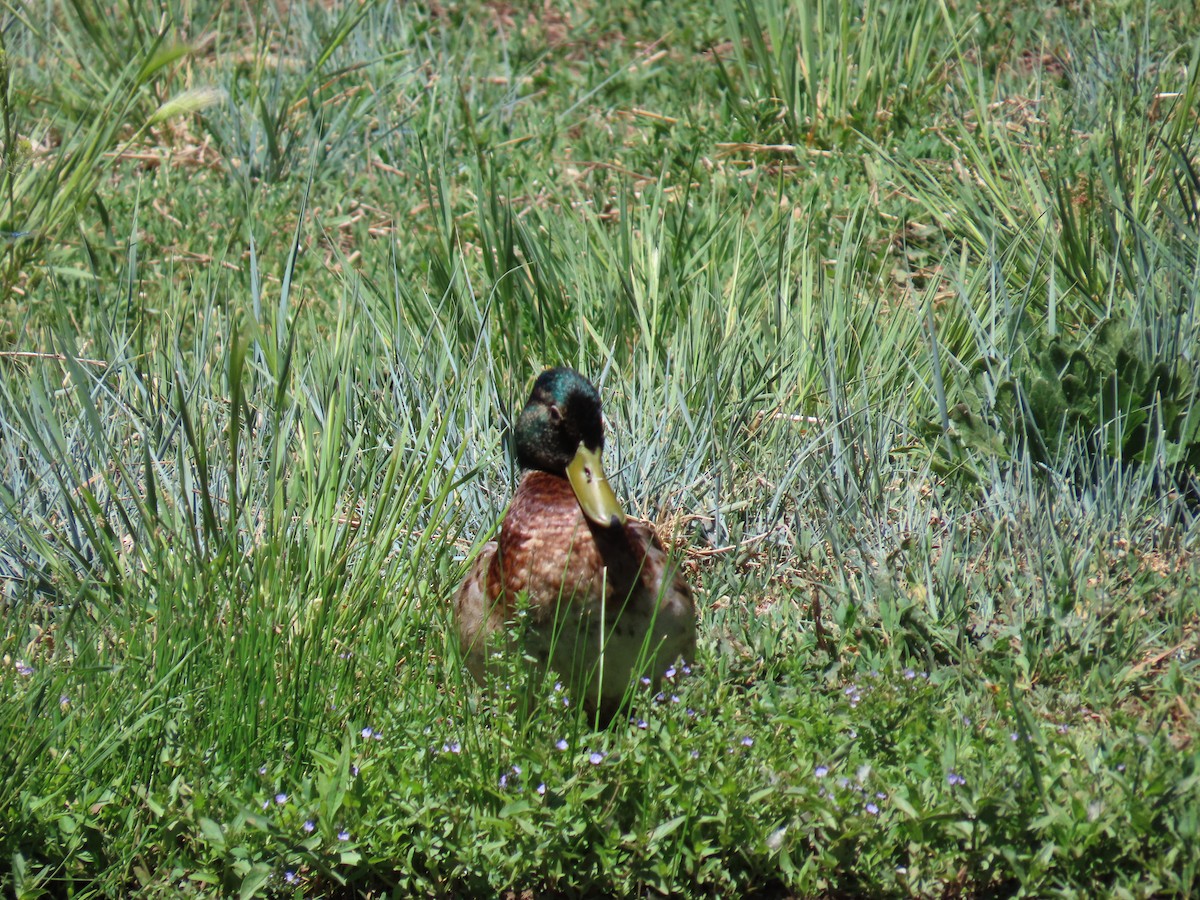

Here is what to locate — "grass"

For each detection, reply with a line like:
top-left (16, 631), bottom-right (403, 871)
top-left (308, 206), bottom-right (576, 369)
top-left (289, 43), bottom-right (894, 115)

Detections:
top-left (1, 0), bottom-right (1198, 896)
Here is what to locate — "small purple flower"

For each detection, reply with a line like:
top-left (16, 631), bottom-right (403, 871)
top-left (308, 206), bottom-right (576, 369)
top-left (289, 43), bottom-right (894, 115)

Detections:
top-left (274, 793), bottom-right (288, 805)
top-left (499, 773), bottom-right (509, 789)
top-left (903, 668), bottom-right (916, 680)
top-left (588, 751), bottom-right (605, 765)
top-left (442, 740), bottom-right (461, 754)
top-left (303, 820), bottom-right (315, 833)
top-left (285, 871), bottom-right (297, 884)
top-left (947, 771), bottom-right (966, 787)
top-left (337, 829), bottom-right (350, 842)
top-left (740, 736), bottom-right (754, 747)
top-left (555, 739), bottom-right (568, 751)
top-left (258, 765), bottom-right (268, 776)
top-left (15, 660), bottom-right (33, 676)
top-left (814, 765), bottom-right (829, 778)
top-left (1010, 732), bottom-right (1020, 742)
top-left (536, 782), bottom-right (546, 795)
top-left (1057, 723), bottom-right (1069, 734)
top-left (350, 765), bottom-right (359, 777)
top-left (636, 719), bottom-right (648, 730)
top-left (664, 665), bottom-right (677, 680)
top-left (865, 802), bottom-right (880, 815)
top-left (640, 676), bottom-right (652, 687)
top-left (681, 664), bottom-right (692, 676)
top-left (690, 749), bottom-right (700, 759)
top-left (361, 727), bottom-right (374, 739)
top-left (261, 800), bottom-right (269, 810)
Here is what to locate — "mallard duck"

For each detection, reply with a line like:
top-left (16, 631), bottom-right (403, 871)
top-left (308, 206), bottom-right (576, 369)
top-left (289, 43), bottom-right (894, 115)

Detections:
top-left (455, 367), bottom-right (696, 721)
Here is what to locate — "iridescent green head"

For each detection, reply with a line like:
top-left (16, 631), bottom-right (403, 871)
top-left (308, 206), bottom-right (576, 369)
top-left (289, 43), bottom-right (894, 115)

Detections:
top-left (515, 367), bottom-right (626, 529)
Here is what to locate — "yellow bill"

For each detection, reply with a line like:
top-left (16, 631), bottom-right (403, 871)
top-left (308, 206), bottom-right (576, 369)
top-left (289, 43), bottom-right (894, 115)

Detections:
top-left (566, 442), bottom-right (626, 528)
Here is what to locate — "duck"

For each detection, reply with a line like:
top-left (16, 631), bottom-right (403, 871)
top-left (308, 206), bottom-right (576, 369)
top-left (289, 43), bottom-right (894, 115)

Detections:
top-left (454, 367), bottom-right (696, 722)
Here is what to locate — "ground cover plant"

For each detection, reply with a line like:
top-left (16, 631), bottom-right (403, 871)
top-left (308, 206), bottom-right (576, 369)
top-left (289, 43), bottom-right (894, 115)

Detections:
top-left (1, 0), bottom-right (1198, 896)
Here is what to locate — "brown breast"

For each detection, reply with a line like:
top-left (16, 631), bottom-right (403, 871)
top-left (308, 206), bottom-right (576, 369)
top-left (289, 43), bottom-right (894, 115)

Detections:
top-left (488, 471), bottom-right (647, 623)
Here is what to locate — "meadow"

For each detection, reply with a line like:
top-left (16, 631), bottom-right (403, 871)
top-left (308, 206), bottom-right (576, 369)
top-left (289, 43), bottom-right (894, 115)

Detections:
top-left (1, 0), bottom-right (1198, 896)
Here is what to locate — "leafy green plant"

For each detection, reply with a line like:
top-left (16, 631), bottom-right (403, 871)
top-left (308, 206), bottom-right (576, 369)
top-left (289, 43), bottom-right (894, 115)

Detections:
top-left (951, 316), bottom-right (1200, 491)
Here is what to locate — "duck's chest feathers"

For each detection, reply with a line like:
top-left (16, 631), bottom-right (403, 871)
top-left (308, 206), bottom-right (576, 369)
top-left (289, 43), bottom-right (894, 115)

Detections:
top-left (489, 471), bottom-right (647, 619)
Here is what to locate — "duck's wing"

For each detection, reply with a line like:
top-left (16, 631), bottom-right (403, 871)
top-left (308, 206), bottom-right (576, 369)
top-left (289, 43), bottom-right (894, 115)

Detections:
top-left (627, 520), bottom-right (697, 664)
top-left (453, 541), bottom-right (499, 682)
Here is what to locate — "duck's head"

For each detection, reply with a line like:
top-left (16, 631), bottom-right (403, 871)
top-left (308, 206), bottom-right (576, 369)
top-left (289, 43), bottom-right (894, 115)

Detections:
top-left (515, 367), bottom-right (626, 529)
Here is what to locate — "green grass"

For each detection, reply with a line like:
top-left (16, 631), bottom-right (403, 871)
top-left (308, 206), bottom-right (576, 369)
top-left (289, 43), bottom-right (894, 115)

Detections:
top-left (1, 0), bottom-right (1198, 896)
